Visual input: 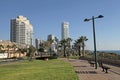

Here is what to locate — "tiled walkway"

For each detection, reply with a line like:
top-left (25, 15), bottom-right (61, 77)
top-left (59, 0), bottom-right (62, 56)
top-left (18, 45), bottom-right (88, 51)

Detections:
top-left (59, 58), bottom-right (120, 80)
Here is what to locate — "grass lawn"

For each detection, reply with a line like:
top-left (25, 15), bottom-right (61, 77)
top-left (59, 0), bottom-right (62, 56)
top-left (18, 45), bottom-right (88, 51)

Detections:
top-left (0, 59), bottom-right (79, 80)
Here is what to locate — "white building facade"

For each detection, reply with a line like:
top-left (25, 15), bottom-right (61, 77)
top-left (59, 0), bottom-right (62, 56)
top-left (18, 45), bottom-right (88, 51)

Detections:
top-left (47, 34), bottom-right (58, 53)
top-left (35, 38), bottom-right (41, 49)
top-left (61, 22), bottom-right (69, 40)
top-left (10, 15), bottom-right (33, 46)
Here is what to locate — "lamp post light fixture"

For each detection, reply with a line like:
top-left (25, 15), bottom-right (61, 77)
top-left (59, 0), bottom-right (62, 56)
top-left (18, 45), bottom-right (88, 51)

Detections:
top-left (84, 15), bottom-right (104, 69)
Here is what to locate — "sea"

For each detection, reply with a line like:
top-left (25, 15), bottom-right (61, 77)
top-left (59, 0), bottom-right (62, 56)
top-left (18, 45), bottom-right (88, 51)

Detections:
top-left (98, 50), bottom-right (120, 55)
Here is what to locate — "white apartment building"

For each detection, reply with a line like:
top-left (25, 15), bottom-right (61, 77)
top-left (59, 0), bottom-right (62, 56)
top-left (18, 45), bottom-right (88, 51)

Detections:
top-left (47, 34), bottom-right (58, 53)
top-left (35, 38), bottom-right (41, 49)
top-left (61, 22), bottom-right (69, 40)
top-left (10, 15), bottom-right (33, 47)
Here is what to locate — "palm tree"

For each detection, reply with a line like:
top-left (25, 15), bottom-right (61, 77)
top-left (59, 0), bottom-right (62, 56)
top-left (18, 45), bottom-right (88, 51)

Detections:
top-left (60, 39), bottom-right (68, 57)
top-left (28, 45), bottom-right (36, 61)
top-left (17, 48), bottom-right (22, 57)
top-left (47, 38), bottom-right (54, 56)
top-left (6, 45), bottom-right (11, 58)
top-left (11, 44), bottom-right (17, 57)
top-left (80, 36), bottom-right (88, 56)
top-left (0, 44), bottom-right (4, 53)
top-left (66, 38), bottom-right (72, 56)
top-left (66, 38), bottom-right (72, 48)
top-left (38, 47), bottom-right (44, 57)
top-left (0, 44), bottom-right (5, 59)
top-left (74, 39), bottom-right (82, 56)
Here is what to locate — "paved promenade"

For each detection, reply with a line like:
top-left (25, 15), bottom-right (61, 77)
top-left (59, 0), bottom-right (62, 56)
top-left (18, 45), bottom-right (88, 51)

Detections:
top-left (59, 58), bottom-right (120, 80)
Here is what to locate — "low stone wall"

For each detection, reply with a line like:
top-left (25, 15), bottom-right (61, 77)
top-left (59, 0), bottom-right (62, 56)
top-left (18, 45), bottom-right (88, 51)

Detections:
top-left (0, 53), bottom-right (26, 59)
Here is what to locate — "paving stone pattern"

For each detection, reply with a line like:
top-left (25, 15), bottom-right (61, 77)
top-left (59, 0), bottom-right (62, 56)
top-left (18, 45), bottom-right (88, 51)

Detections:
top-left (59, 58), bottom-right (120, 80)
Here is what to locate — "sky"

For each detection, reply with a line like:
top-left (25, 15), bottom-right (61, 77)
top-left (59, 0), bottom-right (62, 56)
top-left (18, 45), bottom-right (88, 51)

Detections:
top-left (0, 0), bottom-right (120, 50)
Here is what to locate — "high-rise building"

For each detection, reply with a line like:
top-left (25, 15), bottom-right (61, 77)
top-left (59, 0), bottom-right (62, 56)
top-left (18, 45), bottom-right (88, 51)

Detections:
top-left (10, 15), bottom-right (33, 46)
top-left (35, 38), bottom-right (41, 49)
top-left (61, 22), bottom-right (69, 40)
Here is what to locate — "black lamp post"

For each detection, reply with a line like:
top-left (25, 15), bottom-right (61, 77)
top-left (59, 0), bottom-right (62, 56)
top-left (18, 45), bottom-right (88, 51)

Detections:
top-left (84, 15), bottom-right (104, 69)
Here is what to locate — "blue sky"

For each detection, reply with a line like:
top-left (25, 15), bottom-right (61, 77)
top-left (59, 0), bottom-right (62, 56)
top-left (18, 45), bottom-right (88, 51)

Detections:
top-left (0, 0), bottom-right (120, 50)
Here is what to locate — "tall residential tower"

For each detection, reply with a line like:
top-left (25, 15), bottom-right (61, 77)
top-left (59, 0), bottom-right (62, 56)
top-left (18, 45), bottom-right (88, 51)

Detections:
top-left (61, 22), bottom-right (69, 40)
top-left (10, 15), bottom-right (33, 46)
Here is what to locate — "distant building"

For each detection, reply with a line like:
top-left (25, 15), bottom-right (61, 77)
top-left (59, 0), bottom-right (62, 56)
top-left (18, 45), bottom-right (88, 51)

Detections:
top-left (10, 15), bottom-right (34, 47)
top-left (47, 34), bottom-right (58, 53)
top-left (61, 22), bottom-right (69, 40)
top-left (35, 38), bottom-right (41, 49)
top-left (47, 34), bottom-right (55, 41)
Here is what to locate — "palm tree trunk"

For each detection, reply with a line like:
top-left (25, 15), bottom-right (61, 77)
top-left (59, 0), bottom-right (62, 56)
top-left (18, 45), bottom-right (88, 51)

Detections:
top-left (19, 52), bottom-right (21, 57)
top-left (63, 45), bottom-right (66, 57)
top-left (82, 46), bottom-right (85, 56)
top-left (78, 46), bottom-right (81, 56)
top-left (7, 49), bottom-right (9, 58)
top-left (14, 48), bottom-right (16, 57)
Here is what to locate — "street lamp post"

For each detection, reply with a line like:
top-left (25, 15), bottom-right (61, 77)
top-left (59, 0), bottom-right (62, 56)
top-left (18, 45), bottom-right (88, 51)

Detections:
top-left (84, 15), bottom-right (104, 69)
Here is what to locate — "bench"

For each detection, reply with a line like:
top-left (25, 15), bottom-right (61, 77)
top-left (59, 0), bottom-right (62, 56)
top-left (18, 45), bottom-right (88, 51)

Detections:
top-left (88, 61), bottom-right (95, 67)
top-left (102, 66), bottom-right (110, 73)
top-left (98, 62), bottom-right (110, 73)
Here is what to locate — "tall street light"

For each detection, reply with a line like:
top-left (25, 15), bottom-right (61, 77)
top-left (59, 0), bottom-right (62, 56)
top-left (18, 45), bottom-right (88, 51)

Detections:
top-left (84, 15), bottom-right (104, 69)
